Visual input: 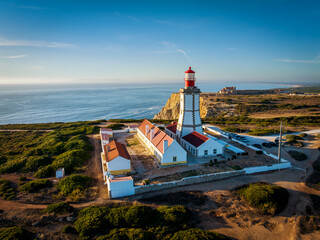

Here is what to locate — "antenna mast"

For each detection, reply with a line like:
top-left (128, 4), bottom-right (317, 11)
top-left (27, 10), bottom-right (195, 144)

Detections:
top-left (278, 121), bottom-right (283, 163)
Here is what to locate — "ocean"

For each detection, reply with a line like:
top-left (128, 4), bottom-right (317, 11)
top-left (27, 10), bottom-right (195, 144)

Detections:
top-left (0, 82), bottom-right (291, 124)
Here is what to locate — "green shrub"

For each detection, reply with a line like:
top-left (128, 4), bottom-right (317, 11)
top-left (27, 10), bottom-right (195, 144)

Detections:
top-left (20, 179), bottom-right (52, 193)
top-left (97, 228), bottom-right (153, 240)
top-left (46, 202), bottom-right (74, 214)
top-left (298, 133), bottom-right (308, 138)
top-left (65, 140), bottom-right (93, 151)
top-left (0, 179), bottom-right (16, 200)
top-left (0, 158), bottom-right (26, 173)
top-left (108, 123), bottom-right (125, 130)
top-left (236, 183), bottom-right (289, 214)
top-left (171, 228), bottom-right (229, 240)
top-left (316, 134), bottom-right (320, 139)
top-left (157, 205), bottom-right (190, 226)
top-left (19, 175), bottom-right (27, 181)
top-left (62, 225), bottom-right (77, 234)
top-left (106, 206), bottom-right (130, 228)
top-left (58, 174), bottom-right (91, 196)
top-left (124, 205), bottom-right (155, 228)
top-left (288, 150), bottom-right (307, 161)
top-left (75, 206), bottom-right (110, 236)
top-left (248, 128), bottom-right (279, 136)
top-left (25, 156), bottom-right (53, 171)
top-left (34, 165), bottom-right (55, 178)
top-left (52, 150), bottom-right (89, 174)
top-left (284, 134), bottom-right (302, 142)
top-left (0, 226), bottom-right (33, 240)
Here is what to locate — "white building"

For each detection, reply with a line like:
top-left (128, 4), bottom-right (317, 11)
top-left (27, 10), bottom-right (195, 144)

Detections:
top-left (100, 128), bottom-right (113, 137)
top-left (165, 67), bottom-right (224, 161)
top-left (107, 176), bottom-right (135, 198)
top-left (127, 125), bottom-right (139, 133)
top-left (137, 119), bottom-right (187, 166)
top-left (56, 168), bottom-right (65, 179)
top-left (100, 131), bottom-right (110, 148)
top-left (101, 140), bottom-right (131, 175)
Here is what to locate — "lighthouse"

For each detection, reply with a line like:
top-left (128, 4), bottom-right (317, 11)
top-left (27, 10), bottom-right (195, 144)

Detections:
top-left (176, 67), bottom-right (203, 137)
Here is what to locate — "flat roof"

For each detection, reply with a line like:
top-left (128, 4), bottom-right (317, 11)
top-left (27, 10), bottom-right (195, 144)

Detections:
top-left (109, 176), bottom-right (133, 182)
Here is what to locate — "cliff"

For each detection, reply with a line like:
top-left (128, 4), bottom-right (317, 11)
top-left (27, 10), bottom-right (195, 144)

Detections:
top-left (153, 92), bottom-right (237, 120)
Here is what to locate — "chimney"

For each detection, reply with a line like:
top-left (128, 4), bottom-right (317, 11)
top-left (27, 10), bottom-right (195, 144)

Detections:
top-left (163, 140), bottom-right (168, 152)
top-left (150, 128), bottom-right (155, 140)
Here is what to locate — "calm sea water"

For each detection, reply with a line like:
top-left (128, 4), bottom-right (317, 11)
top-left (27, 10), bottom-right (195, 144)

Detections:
top-left (0, 82), bottom-right (290, 124)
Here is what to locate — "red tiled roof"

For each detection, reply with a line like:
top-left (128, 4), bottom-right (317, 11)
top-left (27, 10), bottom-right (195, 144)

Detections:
top-left (109, 176), bottom-right (133, 182)
top-left (104, 140), bottom-right (131, 162)
top-left (182, 131), bottom-right (209, 148)
top-left (138, 119), bottom-right (174, 153)
top-left (138, 119), bottom-right (154, 135)
top-left (101, 128), bottom-right (113, 132)
top-left (165, 121), bottom-right (177, 134)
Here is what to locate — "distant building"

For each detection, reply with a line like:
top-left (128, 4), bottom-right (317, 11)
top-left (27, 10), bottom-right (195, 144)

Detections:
top-left (56, 168), bottom-right (65, 179)
top-left (137, 119), bottom-right (187, 166)
top-left (218, 86), bottom-right (236, 95)
top-left (127, 125), bottom-right (139, 133)
top-left (101, 140), bottom-right (131, 175)
top-left (100, 128), bottom-right (113, 137)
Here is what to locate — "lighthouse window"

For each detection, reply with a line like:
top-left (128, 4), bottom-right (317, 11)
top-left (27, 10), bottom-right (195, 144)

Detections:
top-left (173, 156), bottom-right (177, 162)
top-left (213, 149), bottom-right (217, 154)
top-left (204, 150), bottom-right (208, 155)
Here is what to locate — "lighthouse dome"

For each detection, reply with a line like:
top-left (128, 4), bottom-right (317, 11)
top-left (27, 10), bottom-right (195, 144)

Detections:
top-left (185, 67), bottom-right (195, 73)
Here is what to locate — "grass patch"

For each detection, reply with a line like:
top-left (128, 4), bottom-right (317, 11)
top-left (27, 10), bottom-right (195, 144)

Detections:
top-left (288, 150), bottom-right (307, 161)
top-left (236, 182), bottom-right (289, 215)
top-left (0, 179), bottom-right (16, 200)
top-left (248, 128), bottom-right (279, 136)
top-left (20, 179), bottom-right (52, 193)
top-left (108, 123), bottom-right (125, 130)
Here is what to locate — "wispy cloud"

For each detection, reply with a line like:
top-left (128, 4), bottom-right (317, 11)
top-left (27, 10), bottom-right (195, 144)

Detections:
top-left (17, 5), bottom-right (48, 10)
top-left (127, 16), bottom-right (142, 22)
top-left (227, 48), bottom-right (236, 51)
top-left (0, 37), bottom-right (75, 48)
top-left (156, 41), bottom-right (192, 63)
top-left (1, 55), bottom-right (27, 59)
top-left (275, 54), bottom-right (320, 64)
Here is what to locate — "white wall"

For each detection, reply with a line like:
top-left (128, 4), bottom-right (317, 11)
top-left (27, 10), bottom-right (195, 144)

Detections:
top-left (162, 141), bottom-right (187, 164)
top-left (197, 138), bottom-right (224, 157)
top-left (244, 162), bottom-right (291, 174)
top-left (184, 94), bottom-right (193, 111)
top-left (107, 178), bottom-right (135, 198)
top-left (107, 156), bottom-right (131, 172)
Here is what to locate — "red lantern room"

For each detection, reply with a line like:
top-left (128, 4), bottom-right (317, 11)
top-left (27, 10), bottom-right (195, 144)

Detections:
top-left (184, 67), bottom-right (196, 88)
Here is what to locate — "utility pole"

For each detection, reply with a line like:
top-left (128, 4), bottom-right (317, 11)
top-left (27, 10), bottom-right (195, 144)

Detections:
top-left (278, 121), bottom-right (283, 163)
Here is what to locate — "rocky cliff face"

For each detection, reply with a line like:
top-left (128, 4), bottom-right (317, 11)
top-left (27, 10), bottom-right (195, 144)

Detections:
top-left (153, 92), bottom-right (238, 120)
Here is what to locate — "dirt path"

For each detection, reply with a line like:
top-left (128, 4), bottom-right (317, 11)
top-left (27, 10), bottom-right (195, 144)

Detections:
top-left (86, 134), bottom-right (108, 200)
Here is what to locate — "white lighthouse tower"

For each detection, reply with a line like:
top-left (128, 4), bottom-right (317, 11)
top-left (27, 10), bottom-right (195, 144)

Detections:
top-left (176, 67), bottom-right (203, 137)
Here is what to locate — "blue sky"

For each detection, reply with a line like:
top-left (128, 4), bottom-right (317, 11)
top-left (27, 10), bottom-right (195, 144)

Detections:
top-left (0, 0), bottom-right (319, 84)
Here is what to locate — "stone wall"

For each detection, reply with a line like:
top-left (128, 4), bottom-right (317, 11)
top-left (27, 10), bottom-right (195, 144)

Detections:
top-left (135, 170), bottom-right (244, 195)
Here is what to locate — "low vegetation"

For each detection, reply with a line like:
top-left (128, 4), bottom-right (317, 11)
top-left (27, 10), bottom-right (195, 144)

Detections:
top-left (20, 179), bottom-right (53, 193)
top-left (46, 202), bottom-right (74, 214)
top-left (58, 174), bottom-right (92, 196)
top-left (0, 179), bottom-right (16, 200)
top-left (73, 204), bottom-right (225, 239)
top-left (0, 226), bottom-right (33, 240)
top-left (248, 128), bottom-right (279, 136)
top-left (107, 123), bottom-right (125, 130)
top-left (0, 121), bottom-right (96, 178)
top-left (288, 150), bottom-right (307, 161)
top-left (236, 182), bottom-right (289, 215)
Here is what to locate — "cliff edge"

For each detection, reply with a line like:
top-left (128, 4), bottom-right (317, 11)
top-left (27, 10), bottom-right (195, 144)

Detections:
top-left (153, 92), bottom-right (237, 120)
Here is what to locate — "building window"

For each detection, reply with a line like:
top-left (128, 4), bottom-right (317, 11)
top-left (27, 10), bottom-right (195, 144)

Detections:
top-left (204, 150), bottom-right (208, 155)
top-left (213, 149), bottom-right (217, 154)
top-left (173, 156), bottom-right (177, 162)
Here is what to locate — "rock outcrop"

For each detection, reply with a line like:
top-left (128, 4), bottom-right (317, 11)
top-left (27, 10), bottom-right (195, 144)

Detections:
top-left (153, 92), bottom-right (238, 120)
